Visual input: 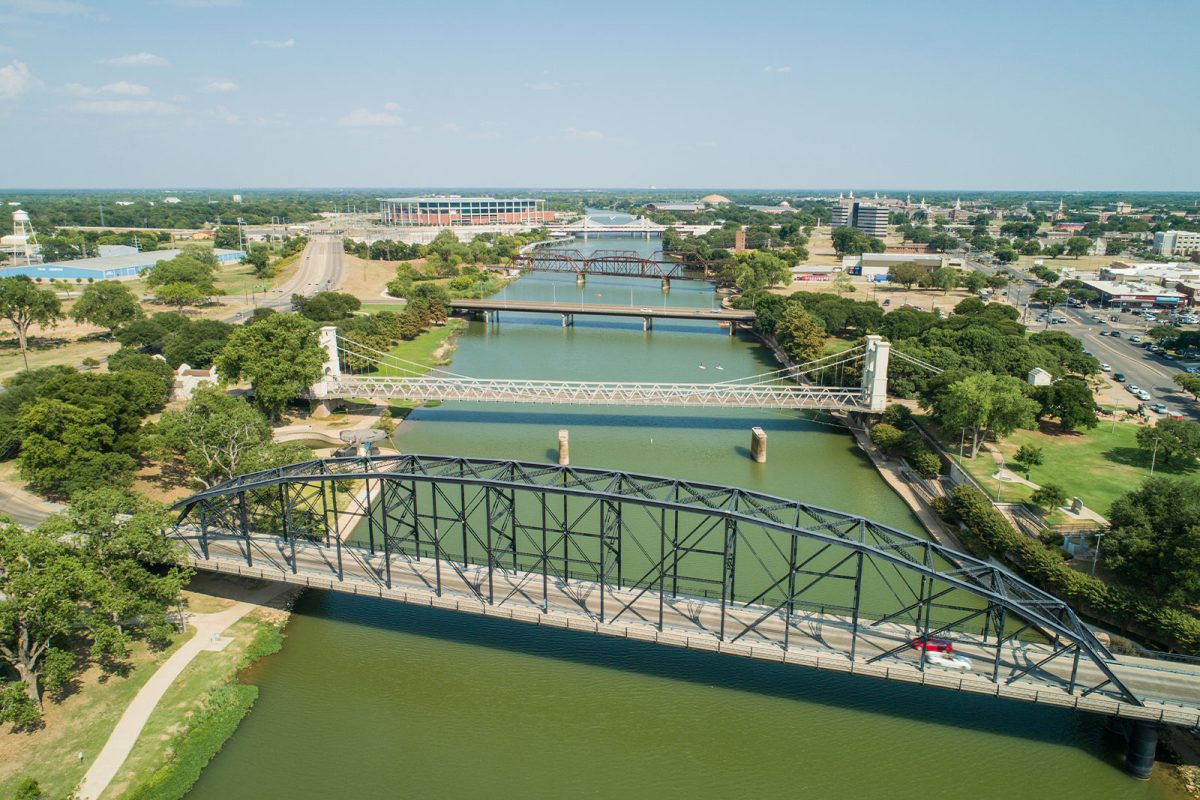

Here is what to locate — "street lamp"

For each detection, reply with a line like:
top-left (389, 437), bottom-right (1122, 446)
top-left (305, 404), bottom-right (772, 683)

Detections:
top-left (1149, 436), bottom-right (1162, 477)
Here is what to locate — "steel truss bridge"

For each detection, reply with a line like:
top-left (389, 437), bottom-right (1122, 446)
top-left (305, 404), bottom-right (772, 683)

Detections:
top-left (168, 454), bottom-right (1200, 770)
top-left (514, 249), bottom-right (693, 282)
top-left (310, 328), bottom-right (894, 412)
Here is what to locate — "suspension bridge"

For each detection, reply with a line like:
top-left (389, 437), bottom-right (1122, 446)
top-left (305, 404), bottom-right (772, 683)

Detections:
top-left (308, 327), bottom-right (898, 413)
top-left (167, 454), bottom-right (1200, 778)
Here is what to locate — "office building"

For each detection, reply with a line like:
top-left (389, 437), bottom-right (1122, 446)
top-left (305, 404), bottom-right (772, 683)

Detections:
top-left (1153, 230), bottom-right (1200, 257)
top-left (831, 197), bottom-right (889, 238)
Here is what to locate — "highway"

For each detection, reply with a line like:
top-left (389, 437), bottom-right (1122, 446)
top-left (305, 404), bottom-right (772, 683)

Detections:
top-left (225, 233), bottom-right (344, 323)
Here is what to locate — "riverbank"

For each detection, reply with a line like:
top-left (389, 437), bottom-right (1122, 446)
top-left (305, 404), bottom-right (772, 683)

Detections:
top-left (94, 575), bottom-right (301, 800)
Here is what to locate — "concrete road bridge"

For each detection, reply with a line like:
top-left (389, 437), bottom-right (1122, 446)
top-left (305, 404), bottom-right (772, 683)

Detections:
top-left (309, 327), bottom-right (894, 412)
top-left (168, 455), bottom-right (1200, 778)
top-left (448, 298), bottom-right (754, 332)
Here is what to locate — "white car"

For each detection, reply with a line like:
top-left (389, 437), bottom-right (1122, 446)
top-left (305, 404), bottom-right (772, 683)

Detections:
top-left (1126, 384), bottom-right (1140, 393)
top-left (925, 651), bottom-right (973, 670)
top-left (1100, 363), bottom-right (1112, 372)
top-left (1136, 390), bottom-right (1152, 401)
top-left (639, 307), bottom-right (654, 313)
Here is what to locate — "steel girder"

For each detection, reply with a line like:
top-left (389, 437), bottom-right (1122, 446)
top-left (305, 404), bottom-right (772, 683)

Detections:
top-left (516, 250), bottom-right (689, 280)
top-left (170, 454), bottom-right (1138, 705)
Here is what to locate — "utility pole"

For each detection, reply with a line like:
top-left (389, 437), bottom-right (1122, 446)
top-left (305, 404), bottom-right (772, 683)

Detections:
top-left (1149, 436), bottom-right (1162, 477)
top-left (1090, 531), bottom-right (1106, 576)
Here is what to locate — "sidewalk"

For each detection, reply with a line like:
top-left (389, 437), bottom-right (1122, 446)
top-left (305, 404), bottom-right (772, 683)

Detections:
top-left (76, 582), bottom-right (292, 800)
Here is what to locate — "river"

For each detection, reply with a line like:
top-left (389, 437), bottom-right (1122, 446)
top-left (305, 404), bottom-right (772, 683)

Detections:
top-left (185, 226), bottom-right (1184, 799)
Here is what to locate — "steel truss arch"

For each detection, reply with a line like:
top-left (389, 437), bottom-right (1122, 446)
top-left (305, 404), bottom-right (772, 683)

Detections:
top-left (170, 454), bottom-right (1138, 706)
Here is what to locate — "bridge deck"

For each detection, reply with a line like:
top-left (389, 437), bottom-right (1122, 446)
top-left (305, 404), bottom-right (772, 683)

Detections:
top-left (178, 532), bottom-right (1200, 727)
top-left (449, 299), bottom-right (754, 321)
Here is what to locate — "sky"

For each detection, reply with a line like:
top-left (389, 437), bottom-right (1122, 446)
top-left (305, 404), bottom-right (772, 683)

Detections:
top-left (0, 0), bottom-right (1197, 190)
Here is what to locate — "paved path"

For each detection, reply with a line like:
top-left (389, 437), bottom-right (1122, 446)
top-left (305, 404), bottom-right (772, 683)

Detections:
top-left (77, 583), bottom-right (291, 800)
top-left (0, 478), bottom-right (62, 527)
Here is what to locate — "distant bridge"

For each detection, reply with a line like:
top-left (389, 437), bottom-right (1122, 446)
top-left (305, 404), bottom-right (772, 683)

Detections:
top-left (553, 216), bottom-right (670, 237)
top-left (168, 455), bottom-right (1200, 777)
top-left (309, 328), bottom-right (893, 412)
top-left (448, 298), bottom-right (753, 331)
top-left (514, 249), bottom-right (693, 285)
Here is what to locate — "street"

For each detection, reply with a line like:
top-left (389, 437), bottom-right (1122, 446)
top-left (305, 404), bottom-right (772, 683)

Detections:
top-left (225, 233), bottom-right (344, 323)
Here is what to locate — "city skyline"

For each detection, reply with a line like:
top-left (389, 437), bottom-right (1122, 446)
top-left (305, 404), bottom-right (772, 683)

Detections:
top-left (0, 0), bottom-right (1197, 190)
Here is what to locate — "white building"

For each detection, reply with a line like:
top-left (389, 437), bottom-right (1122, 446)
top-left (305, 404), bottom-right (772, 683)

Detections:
top-left (842, 252), bottom-right (947, 279)
top-left (173, 363), bottom-right (217, 401)
top-left (830, 197), bottom-right (889, 238)
top-left (1153, 230), bottom-right (1200, 257)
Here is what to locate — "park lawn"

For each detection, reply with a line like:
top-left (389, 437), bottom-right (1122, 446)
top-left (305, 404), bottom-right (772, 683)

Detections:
top-left (955, 421), bottom-right (1200, 516)
top-left (361, 302), bottom-right (408, 312)
top-left (0, 630), bottom-right (193, 800)
top-left (99, 616), bottom-right (267, 800)
top-left (377, 318), bottom-right (466, 374)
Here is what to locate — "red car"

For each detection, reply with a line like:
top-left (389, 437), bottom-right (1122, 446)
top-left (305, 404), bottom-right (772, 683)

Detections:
top-left (909, 637), bottom-right (954, 653)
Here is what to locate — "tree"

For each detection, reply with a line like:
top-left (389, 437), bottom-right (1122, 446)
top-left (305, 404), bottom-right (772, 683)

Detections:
top-left (909, 448), bottom-right (941, 478)
top-left (961, 271), bottom-right (988, 293)
top-left (243, 245), bottom-right (272, 278)
top-left (869, 422), bottom-right (904, 451)
top-left (1065, 236), bottom-right (1093, 258)
top-left (930, 267), bottom-right (959, 294)
top-left (162, 319), bottom-right (233, 368)
top-left (887, 262), bottom-right (928, 290)
top-left (831, 271), bottom-right (855, 296)
top-left (926, 373), bottom-right (1039, 457)
top-left (0, 524), bottom-right (88, 710)
top-left (292, 291), bottom-right (362, 322)
top-left (1043, 243), bottom-right (1065, 258)
top-left (42, 490), bottom-right (189, 656)
top-left (1029, 483), bottom-right (1067, 511)
top-left (1032, 287), bottom-right (1068, 308)
top-left (150, 386), bottom-right (310, 488)
top-left (1034, 377), bottom-right (1098, 431)
top-left (1012, 444), bottom-right (1044, 479)
top-left (17, 398), bottom-right (138, 497)
top-left (1103, 478), bottom-right (1200, 604)
top-left (144, 249), bottom-right (223, 308)
top-left (215, 313), bottom-right (325, 419)
top-left (1137, 418), bottom-right (1200, 464)
top-left (773, 305), bottom-right (826, 364)
top-left (69, 281), bottom-right (143, 337)
top-left (927, 232), bottom-right (958, 253)
top-left (1175, 373), bottom-right (1200, 401)
top-left (0, 277), bottom-right (63, 370)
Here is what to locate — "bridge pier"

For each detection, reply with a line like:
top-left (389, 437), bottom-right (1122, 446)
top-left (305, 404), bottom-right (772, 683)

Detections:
top-left (642, 316), bottom-right (652, 332)
top-left (561, 313), bottom-right (574, 328)
top-left (750, 427), bottom-right (767, 463)
top-left (1106, 716), bottom-right (1159, 779)
top-left (661, 278), bottom-right (670, 293)
top-left (576, 273), bottom-right (586, 287)
top-left (557, 429), bottom-right (569, 465)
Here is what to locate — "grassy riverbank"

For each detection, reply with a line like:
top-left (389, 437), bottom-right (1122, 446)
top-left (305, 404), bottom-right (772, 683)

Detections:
top-left (105, 614), bottom-right (289, 800)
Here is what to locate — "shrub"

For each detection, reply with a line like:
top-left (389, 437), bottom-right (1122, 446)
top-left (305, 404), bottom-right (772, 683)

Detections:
top-left (869, 422), bottom-right (904, 451)
top-left (909, 448), bottom-right (942, 479)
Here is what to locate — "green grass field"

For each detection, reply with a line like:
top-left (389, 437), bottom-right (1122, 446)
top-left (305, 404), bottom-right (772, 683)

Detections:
top-left (953, 421), bottom-right (1199, 515)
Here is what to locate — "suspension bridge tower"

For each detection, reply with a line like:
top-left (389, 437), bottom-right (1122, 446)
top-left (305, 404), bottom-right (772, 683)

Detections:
top-left (860, 335), bottom-right (891, 412)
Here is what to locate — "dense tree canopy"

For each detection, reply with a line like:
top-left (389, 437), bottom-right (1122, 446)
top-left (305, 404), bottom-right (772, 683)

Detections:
top-left (1103, 478), bottom-right (1200, 604)
top-left (215, 313), bottom-right (324, 419)
top-left (69, 281), bottom-right (142, 336)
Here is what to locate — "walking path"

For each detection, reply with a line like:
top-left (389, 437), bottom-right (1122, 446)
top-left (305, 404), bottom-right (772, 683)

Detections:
top-left (76, 582), bottom-right (292, 800)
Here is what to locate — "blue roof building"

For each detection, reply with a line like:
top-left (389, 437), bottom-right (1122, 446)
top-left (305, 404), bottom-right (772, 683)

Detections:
top-left (0, 248), bottom-right (246, 282)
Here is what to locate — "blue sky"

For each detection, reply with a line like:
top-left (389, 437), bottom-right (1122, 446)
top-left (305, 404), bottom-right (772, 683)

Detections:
top-left (0, 0), bottom-right (1196, 190)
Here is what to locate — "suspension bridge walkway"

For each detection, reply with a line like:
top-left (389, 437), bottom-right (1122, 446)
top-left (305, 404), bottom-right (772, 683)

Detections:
top-left (167, 455), bottom-right (1200, 777)
top-left (309, 327), bottom-right (895, 412)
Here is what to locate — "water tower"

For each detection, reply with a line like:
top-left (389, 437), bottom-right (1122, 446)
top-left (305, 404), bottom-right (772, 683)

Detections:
top-left (0, 210), bottom-right (41, 265)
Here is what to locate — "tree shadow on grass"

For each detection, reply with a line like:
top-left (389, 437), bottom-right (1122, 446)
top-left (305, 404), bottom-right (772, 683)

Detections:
top-left (1102, 446), bottom-right (1198, 477)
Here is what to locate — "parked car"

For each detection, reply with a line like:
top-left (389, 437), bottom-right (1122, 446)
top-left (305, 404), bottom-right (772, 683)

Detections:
top-left (1114, 372), bottom-right (1126, 382)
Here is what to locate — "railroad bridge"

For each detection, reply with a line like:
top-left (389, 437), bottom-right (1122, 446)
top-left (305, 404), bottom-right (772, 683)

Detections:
top-left (168, 455), bottom-right (1200, 778)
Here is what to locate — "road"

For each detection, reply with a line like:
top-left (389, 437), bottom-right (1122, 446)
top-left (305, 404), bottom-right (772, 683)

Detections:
top-left (961, 253), bottom-right (1198, 420)
top-left (224, 233), bottom-right (344, 323)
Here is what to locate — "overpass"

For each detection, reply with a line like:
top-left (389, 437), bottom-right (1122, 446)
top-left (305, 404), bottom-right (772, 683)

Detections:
top-left (168, 455), bottom-right (1200, 777)
top-left (310, 327), bottom-right (893, 412)
top-left (448, 298), bottom-right (754, 331)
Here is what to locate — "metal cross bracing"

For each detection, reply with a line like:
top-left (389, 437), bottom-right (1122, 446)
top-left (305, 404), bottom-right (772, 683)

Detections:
top-left (320, 332), bottom-right (887, 411)
top-left (514, 249), bottom-right (691, 280)
top-left (166, 454), bottom-right (1200, 723)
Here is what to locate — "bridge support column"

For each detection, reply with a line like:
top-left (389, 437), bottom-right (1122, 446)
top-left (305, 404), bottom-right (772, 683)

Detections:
top-left (561, 313), bottom-right (573, 328)
top-left (861, 335), bottom-right (891, 413)
top-left (557, 429), bottom-right (569, 466)
top-left (750, 427), bottom-right (767, 463)
top-left (576, 273), bottom-right (586, 287)
top-left (642, 316), bottom-right (652, 332)
top-left (661, 278), bottom-right (670, 293)
top-left (1107, 717), bottom-right (1159, 779)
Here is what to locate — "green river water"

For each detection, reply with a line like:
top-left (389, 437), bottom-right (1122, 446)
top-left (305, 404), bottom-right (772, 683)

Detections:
top-left (185, 234), bottom-right (1183, 799)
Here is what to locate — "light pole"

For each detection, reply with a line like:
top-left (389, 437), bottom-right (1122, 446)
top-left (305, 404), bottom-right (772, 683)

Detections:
top-left (1090, 531), bottom-right (1107, 577)
top-left (958, 428), bottom-right (966, 459)
top-left (1149, 436), bottom-right (1162, 477)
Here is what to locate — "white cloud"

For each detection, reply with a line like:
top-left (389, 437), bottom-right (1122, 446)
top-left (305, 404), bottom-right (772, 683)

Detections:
top-left (101, 52), bottom-right (168, 67)
top-left (338, 107), bottom-right (404, 128)
top-left (62, 80), bottom-right (150, 96)
top-left (70, 99), bottom-right (179, 115)
top-left (202, 79), bottom-right (238, 93)
top-left (0, 0), bottom-right (91, 14)
top-left (212, 105), bottom-right (239, 124)
top-left (164, 0), bottom-right (240, 6)
top-left (439, 122), bottom-right (462, 134)
top-left (251, 37), bottom-right (294, 49)
top-left (524, 80), bottom-right (563, 91)
top-left (0, 59), bottom-right (34, 100)
top-left (564, 127), bottom-right (604, 141)
top-left (763, 65), bottom-right (792, 73)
